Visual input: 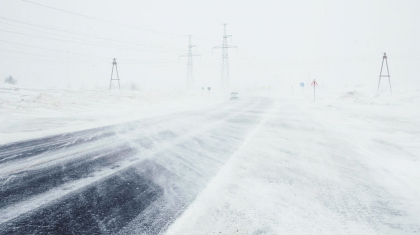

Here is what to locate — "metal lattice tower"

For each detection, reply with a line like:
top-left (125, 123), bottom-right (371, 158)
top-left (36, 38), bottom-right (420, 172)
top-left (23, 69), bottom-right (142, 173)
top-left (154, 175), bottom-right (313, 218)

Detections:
top-left (109, 58), bottom-right (121, 91)
top-left (377, 52), bottom-right (392, 94)
top-left (213, 24), bottom-right (237, 89)
top-left (180, 35), bottom-right (200, 90)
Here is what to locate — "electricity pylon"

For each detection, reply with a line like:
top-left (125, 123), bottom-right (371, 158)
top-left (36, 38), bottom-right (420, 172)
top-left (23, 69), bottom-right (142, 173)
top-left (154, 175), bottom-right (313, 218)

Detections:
top-left (180, 35), bottom-right (200, 90)
top-left (109, 58), bottom-right (121, 91)
top-left (377, 52), bottom-right (392, 94)
top-left (213, 24), bottom-right (238, 89)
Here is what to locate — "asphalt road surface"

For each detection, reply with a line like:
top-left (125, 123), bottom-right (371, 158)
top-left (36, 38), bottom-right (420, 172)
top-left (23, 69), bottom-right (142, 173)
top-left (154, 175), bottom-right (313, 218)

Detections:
top-left (0, 97), bottom-right (272, 235)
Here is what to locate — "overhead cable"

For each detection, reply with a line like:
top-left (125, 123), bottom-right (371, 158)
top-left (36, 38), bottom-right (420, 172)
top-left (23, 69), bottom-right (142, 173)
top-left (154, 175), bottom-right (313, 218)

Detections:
top-left (20, 0), bottom-right (186, 37)
top-left (0, 17), bottom-right (183, 51)
top-left (19, 0), bottom-right (219, 42)
top-left (0, 29), bottom-right (180, 54)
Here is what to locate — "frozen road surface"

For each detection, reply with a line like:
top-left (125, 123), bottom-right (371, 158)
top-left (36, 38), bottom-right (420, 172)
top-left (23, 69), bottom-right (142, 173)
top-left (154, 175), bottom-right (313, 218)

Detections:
top-left (1, 95), bottom-right (420, 234)
top-left (0, 97), bottom-right (271, 234)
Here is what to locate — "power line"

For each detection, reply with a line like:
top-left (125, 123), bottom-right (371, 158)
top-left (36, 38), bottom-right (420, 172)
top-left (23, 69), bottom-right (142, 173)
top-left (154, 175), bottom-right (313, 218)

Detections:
top-left (0, 28), bottom-right (180, 54)
top-left (0, 20), bottom-right (94, 42)
top-left (0, 22), bottom-right (178, 54)
top-left (0, 53), bottom-right (93, 64)
top-left (20, 0), bottom-right (187, 38)
top-left (0, 46), bottom-right (180, 64)
top-left (193, 37), bottom-right (219, 42)
top-left (0, 40), bottom-right (180, 64)
top-left (18, 1), bottom-right (220, 42)
top-left (0, 48), bottom-right (106, 63)
top-left (0, 51), bottom-right (181, 68)
top-left (0, 17), bottom-right (183, 51)
top-left (0, 39), bottom-right (111, 59)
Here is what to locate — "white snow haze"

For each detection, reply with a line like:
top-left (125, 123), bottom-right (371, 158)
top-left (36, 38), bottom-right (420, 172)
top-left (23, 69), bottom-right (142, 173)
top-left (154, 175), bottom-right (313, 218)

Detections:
top-left (0, 0), bottom-right (419, 235)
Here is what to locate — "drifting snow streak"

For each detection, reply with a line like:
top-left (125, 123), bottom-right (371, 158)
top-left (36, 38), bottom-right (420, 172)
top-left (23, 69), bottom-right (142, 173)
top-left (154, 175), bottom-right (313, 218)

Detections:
top-left (0, 97), bottom-right (272, 234)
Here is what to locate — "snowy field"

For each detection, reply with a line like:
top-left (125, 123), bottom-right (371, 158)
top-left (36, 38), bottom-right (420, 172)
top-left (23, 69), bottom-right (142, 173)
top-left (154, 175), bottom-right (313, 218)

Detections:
top-left (0, 85), bottom-right (225, 144)
top-left (0, 84), bottom-right (419, 234)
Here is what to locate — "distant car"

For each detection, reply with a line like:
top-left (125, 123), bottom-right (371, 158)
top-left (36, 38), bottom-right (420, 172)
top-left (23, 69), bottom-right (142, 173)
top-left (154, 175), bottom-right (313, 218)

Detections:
top-left (230, 92), bottom-right (239, 100)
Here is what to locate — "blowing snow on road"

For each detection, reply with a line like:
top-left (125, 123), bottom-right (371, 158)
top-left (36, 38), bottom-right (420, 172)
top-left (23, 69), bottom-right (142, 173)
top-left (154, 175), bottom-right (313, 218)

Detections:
top-left (1, 87), bottom-right (419, 235)
top-left (2, 0), bottom-right (420, 234)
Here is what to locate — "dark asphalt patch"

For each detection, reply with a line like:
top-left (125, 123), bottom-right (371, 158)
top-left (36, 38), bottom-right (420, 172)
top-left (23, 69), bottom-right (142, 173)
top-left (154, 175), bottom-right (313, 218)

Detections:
top-left (0, 163), bottom-right (163, 235)
top-left (0, 145), bottom-right (137, 209)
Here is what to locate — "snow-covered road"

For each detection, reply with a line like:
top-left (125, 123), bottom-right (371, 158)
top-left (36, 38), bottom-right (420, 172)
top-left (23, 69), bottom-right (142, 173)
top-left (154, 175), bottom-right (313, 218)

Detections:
top-left (1, 91), bottom-right (419, 235)
top-left (167, 96), bottom-right (420, 235)
top-left (0, 96), bottom-right (272, 234)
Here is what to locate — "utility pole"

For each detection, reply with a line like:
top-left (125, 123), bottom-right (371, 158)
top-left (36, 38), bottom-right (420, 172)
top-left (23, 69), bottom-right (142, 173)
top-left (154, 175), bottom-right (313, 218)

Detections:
top-left (109, 58), bottom-right (121, 91)
top-left (180, 35), bottom-right (200, 90)
top-left (377, 52), bottom-right (392, 94)
top-left (213, 24), bottom-right (238, 90)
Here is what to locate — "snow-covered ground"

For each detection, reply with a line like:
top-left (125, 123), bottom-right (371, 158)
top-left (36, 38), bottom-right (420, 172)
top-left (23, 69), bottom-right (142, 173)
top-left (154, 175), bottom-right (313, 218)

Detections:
top-left (0, 88), bottom-right (268, 234)
top-left (166, 88), bottom-right (420, 234)
top-left (0, 85), bottom-right (225, 144)
top-left (1, 83), bottom-right (419, 234)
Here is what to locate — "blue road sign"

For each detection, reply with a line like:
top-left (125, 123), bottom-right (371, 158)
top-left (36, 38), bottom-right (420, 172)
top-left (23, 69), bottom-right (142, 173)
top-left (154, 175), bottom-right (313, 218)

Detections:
top-left (300, 82), bottom-right (304, 87)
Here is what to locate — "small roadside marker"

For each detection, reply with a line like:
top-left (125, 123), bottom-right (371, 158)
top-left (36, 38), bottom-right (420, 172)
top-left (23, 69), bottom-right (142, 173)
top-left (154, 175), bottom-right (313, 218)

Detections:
top-left (311, 79), bottom-right (318, 101)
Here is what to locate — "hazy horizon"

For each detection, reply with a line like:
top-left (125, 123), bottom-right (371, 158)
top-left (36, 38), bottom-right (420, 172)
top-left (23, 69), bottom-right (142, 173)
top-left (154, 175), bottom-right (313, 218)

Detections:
top-left (1, 0), bottom-right (419, 91)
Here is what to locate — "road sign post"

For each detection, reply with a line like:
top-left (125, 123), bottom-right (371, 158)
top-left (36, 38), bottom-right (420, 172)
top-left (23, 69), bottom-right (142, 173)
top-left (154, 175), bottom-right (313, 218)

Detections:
top-left (300, 82), bottom-right (304, 94)
top-left (311, 79), bottom-right (318, 101)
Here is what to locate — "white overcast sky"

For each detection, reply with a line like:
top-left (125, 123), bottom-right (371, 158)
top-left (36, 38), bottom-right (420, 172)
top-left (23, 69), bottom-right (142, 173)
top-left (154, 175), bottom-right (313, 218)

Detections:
top-left (0, 0), bottom-right (419, 90)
